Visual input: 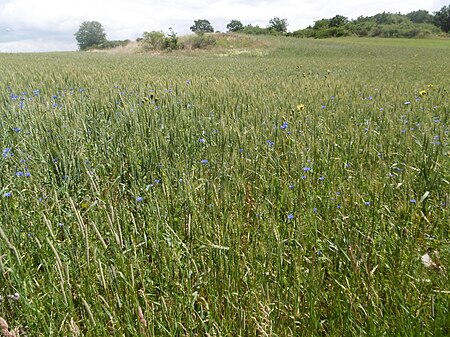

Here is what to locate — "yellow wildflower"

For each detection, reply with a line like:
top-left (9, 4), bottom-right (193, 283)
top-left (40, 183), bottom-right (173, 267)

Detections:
top-left (418, 90), bottom-right (427, 97)
top-left (296, 103), bottom-right (305, 111)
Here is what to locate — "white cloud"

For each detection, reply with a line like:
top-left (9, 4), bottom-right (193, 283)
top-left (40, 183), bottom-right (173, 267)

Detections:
top-left (0, 0), bottom-right (446, 52)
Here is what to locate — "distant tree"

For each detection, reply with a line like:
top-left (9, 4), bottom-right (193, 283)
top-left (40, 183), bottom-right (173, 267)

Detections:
top-left (406, 10), bottom-right (434, 24)
top-left (268, 17), bottom-right (288, 33)
top-left (190, 19), bottom-right (214, 35)
top-left (313, 19), bottom-right (331, 30)
top-left (329, 15), bottom-right (349, 27)
top-left (74, 21), bottom-right (107, 50)
top-left (227, 19), bottom-right (244, 32)
top-left (434, 5), bottom-right (450, 32)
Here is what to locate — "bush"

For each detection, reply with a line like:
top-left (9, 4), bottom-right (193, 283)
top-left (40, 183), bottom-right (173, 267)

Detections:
top-left (190, 34), bottom-right (216, 49)
top-left (140, 29), bottom-right (180, 52)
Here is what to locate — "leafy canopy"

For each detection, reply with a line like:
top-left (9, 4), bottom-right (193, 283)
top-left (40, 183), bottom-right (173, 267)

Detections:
top-left (227, 20), bottom-right (244, 32)
top-left (434, 5), bottom-right (450, 32)
top-left (190, 19), bottom-right (214, 35)
top-left (268, 17), bottom-right (288, 33)
top-left (74, 21), bottom-right (107, 50)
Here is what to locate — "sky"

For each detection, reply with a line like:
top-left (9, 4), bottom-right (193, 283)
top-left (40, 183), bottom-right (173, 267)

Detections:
top-left (0, 0), bottom-right (448, 52)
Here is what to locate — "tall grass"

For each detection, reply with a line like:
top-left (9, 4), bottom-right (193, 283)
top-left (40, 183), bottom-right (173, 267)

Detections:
top-left (0, 37), bottom-right (449, 336)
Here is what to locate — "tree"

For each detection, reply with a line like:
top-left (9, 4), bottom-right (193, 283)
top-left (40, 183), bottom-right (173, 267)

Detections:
top-left (227, 19), bottom-right (244, 32)
top-left (74, 21), bottom-right (107, 50)
top-left (434, 5), bottom-right (450, 32)
top-left (329, 15), bottom-right (349, 27)
top-left (268, 17), bottom-right (288, 33)
top-left (190, 19), bottom-right (214, 35)
top-left (406, 10), bottom-right (433, 24)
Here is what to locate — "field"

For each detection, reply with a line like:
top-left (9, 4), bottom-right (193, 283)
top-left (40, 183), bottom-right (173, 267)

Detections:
top-left (0, 36), bottom-right (449, 336)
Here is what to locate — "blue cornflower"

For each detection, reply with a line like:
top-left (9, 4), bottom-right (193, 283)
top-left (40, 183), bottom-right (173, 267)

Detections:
top-left (201, 159), bottom-right (208, 164)
top-left (287, 213), bottom-right (294, 220)
top-left (136, 196), bottom-right (143, 202)
top-left (303, 167), bottom-right (311, 172)
top-left (364, 201), bottom-right (371, 206)
top-left (186, 80), bottom-right (191, 85)
top-left (16, 171), bottom-right (24, 177)
top-left (199, 138), bottom-right (206, 143)
top-left (13, 127), bottom-right (21, 133)
top-left (2, 148), bottom-right (12, 158)
top-left (266, 140), bottom-right (275, 147)
top-left (4, 192), bottom-right (12, 198)
top-left (404, 101), bottom-right (411, 105)
top-left (410, 199), bottom-right (416, 203)
top-left (319, 176), bottom-right (325, 181)
top-left (280, 121), bottom-right (288, 130)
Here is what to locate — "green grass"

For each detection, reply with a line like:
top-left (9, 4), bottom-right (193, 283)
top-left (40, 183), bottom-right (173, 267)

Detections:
top-left (0, 36), bottom-right (449, 336)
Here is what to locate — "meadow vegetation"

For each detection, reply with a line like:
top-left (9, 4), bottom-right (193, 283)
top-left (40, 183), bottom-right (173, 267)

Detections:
top-left (0, 36), bottom-right (449, 336)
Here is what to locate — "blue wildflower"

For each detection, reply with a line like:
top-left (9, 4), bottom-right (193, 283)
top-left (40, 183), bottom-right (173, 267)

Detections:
top-left (287, 213), bottom-right (294, 220)
top-left (4, 192), bottom-right (12, 198)
top-left (201, 159), bottom-right (208, 164)
top-left (136, 196), bottom-right (143, 202)
top-left (2, 148), bottom-right (12, 158)
top-left (266, 140), bottom-right (275, 147)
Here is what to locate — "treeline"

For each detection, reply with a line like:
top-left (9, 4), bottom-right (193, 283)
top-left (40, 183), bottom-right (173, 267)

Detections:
top-left (290, 11), bottom-right (443, 38)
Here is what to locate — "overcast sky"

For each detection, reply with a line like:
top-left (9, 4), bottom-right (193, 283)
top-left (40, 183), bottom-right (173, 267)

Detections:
top-left (0, 0), bottom-right (448, 52)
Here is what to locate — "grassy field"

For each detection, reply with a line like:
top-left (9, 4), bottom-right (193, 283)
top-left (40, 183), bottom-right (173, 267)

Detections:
top-left (0, 35), bottom-right (449, 336)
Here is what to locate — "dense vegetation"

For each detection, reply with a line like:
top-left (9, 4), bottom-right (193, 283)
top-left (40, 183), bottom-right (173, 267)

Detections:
top-left (290, 12), bottom-right (442, 38)
top-left (0, 36), bottom-right (449, 336)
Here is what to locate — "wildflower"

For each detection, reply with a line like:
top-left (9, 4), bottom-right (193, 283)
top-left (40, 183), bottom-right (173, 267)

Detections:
top-left (3, 192), bottom-right (12, 198)
top-left (199, 138), bottom-right (206, 143)
top-left (321, 105), bottom-right (327, 109)
top-left (57, 222), bottom-right (64, 227)
top-left (186, 80), bottom-right (191, 85)
top-left (12, 127), bottom-right (21, 133)
top-left (313, 207), bottom-right (318, 213)
top-left (404, 101), bottom-right (411, 105)
top-left (266, 140), bottom-right (275, 147)
top-left (296, 103), bottom-right (305, 111)
top-left (287, 213), bottom-right (294, 220)
top-left (303, 166), bottom-right (311, 172)
top-left (319, 176), bottom-right (325, 181)
top-left (2, 148), bottom-right (12, 158)
top-left (136, 196), bottom-right (143, 202)
top-left (16, 171), bottom-right (24, 177)
top-left (280, 121), bottom-right (288, 130)
top-left (418, 90), bottom-right (427, 97)
top-left (289, 184), bottom-right (294, 189)
top-left (410, 199), bottom-right (416, 203)
top-left (364, 201), bottom-right (371, 206)
top-left (427, 83), bottom-right (433, 88)
top-left (201, 159), bottom-right (208, 164)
